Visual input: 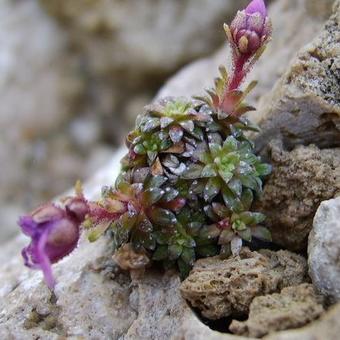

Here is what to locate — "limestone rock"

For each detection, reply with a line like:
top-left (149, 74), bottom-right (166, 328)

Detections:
top-left (265, 302), bottom-right (340, 340)
top-left (254, 0), bottom-right (340, 152)
top-left (39, 0), bottom-right (248, 81)
top-left (230, 284), bottom-right (325, 338)
top-left (308, 197), bottom-right (340, 303)
top-left (0, 0), bottom-right (110, 244)
top-left (0, 236), bottom-right (193, 339)
top-left (0, 149), bottom-right (193, 339)
top-left (255, 141), bottom-right (340, 251)
top-left (180, 248), bottom-right (307, 320)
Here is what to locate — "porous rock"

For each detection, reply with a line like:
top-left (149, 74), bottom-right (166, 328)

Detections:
top-left (252, 0), bottom-right (340, 252)
top-left (308, 197), bottom-right (340, 303)
top-left (230, 284), bottom-right (325, 338)
top-left (265, 302), bottom-right (340, 340)
top-left (255, 141), bottom-right (340, 251)
top-left (180, 248), bottom-right (308, 320)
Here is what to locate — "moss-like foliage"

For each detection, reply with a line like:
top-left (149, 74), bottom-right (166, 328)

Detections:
top-left (96, 83), bottom-right (271, 277)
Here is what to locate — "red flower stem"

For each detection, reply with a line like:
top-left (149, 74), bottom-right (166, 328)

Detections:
top-left (228, 55), bottom-right (248, 91)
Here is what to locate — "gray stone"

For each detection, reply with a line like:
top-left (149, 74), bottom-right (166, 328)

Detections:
top-left (254, 0), bottom-right (340, 152)
top-left (39, 0), bottom-right (249, 82)
top-left (308, 197), bottom-right (340, 303)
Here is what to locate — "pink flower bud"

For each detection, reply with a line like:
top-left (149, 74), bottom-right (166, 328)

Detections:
top-left (229, 0), bottom-right (271, 56)
top-left (19, 199), bottom-right (89, 289)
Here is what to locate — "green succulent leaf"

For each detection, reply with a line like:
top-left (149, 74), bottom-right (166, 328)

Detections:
top-left (212, 202), bottom-right (230, 218)
top-left (251, 226), bottom-right (272, 241)
top-left (232, 219), bottom-right (247, 231)
top-left (201, 164), bottom-right (217, 178)
top-left (149, 208), bottom-right (177, 226)
top-left (228, 178), bottom-right (242, 197)
top-left (222, 187), bottom-right (243, 212)
top-left (142, 187), bottom-right (164, 205)
top-left (240, 188), bottom-right (254, 211)
top-left (152, 245), bottom-right (169, 261)
top-left (181, 163), bottom-right (203, 179)
top-left (178, 258), bottom-right (192, 280)
top-left (203, 177), bottom-right (221, 202)
top-left (237, 211), bottom-right (266, 225)
top-left (181, 247), bottom-right (196, 266)
top-left (218, 229), bottom-right (234, 245)
top-left (168, 244), bottom-right (183, 260)
top-left (196, 244), bottom-right (219, 257)
top-left (147, 151), bottom-right (158, 163)
top-left (255, 163), bottom-right (272, 176)
top-left (141, 118), bottom-right (160, 133)
top-left (220, 243), bottom-right (232, 258)
top-left (134, 144), bottom-right (146, 155)
top-left (240, 175), bottom-right (261, 192)
top-left (145, 175), bottom-right (167, 189)
top-left (223, 136), bottom-right (238, 152)
top-left (199, 224), bottom-right (221, 240)
top-left (237, 228), bottom-right (252, 242)
top-left (209, 143), bottom-right (222, 157)
top-left (154, 231), bottom-right (170, 245)
top-left (162, 187), bottom-right (179, 202)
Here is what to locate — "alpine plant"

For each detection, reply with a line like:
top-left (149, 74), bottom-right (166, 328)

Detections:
top-left (19, 0), bottom-right (273, 288)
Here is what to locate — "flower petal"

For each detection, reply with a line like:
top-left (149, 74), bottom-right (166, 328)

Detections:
top-left (245, 0), bottom-right (267, 17)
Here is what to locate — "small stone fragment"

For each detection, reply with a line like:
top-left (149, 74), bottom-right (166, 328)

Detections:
top-left (113, 243), bottom-right (150, 271)
top-left (229, 283), bottom-right (324, 337)
top-left (308, 197), bottom-right (340, 303)
top-left (180, 247), bottom-right (307, 319)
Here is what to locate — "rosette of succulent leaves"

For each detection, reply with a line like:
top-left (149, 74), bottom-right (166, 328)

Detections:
top-left (19, 0), bottom-right (273, 284)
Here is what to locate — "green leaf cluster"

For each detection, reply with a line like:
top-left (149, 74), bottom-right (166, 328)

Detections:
top-left (100, 94), bottom-right (272, 278)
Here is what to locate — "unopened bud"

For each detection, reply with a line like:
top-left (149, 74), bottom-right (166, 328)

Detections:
top-left (228, 0), bottom-right (272, 56)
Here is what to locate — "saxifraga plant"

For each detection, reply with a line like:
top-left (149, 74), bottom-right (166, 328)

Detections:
top-left (19, 0), bottom-right (272, 288)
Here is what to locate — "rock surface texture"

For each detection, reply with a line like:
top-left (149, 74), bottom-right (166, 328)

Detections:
top-left (308, 197), bottom-right (340, 303)
top-left (39, 0), bottom-right (248, 82)
top-left (255, 141), bottom-right (340, 251)
top-left (229, 284), bottom-right (324, 338)
top-left (265, 302), bottom-right (340, 340)
top-left (254, 0), bottom-right (340, 152)
top-left (0, 0), bottom-right (112, 243)
top-left (180, 248), bottom-right (307, 319)
top-left (0, 236), bottom-right (193, 339)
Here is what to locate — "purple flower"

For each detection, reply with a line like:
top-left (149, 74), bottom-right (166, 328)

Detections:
top-left (19, 198), bottom-right (88, 289)
top-left (229, 0), bottom-right (271, 56)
